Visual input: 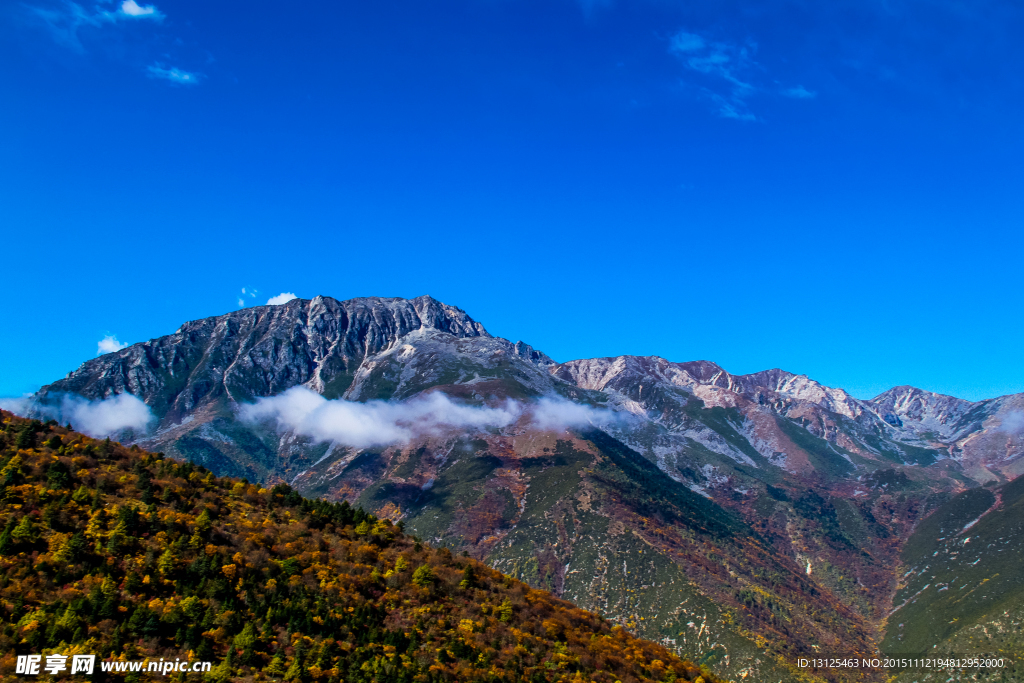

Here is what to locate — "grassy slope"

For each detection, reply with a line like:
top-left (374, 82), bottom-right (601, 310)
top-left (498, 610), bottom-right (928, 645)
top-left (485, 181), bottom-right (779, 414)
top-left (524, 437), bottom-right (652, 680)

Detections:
top-left (883, 477), bottom-right (1024, 681)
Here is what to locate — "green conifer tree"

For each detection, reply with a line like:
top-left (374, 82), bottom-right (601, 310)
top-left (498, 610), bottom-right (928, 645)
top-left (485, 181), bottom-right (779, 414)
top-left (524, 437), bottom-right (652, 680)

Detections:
top-left (498, 598), bottom-right (513, 623)
top-left (158, 548), bottom-right (176, 576)
top-left (194, 508), bottom-right (212, 534)
top-left (264, 654), bottom-right (287, 678)
top-left (0, 518), bottom-right (15, 554)
top-left (106, 519), bottom-right (128, 552)
top-left (16, 426), bottom-right (35, 449)
top-left (460, 563), bottom-right (476, 589)
top-left (412, 564), bottom-right (435, 586)
top-left (11, 515), bottom-right (35, 544)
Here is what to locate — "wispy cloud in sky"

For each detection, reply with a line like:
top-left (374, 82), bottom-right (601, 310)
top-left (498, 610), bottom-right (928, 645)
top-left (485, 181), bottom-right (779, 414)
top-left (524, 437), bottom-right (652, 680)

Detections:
top-left (669, 29), bottom-right (760, 120)
top-left (25, 0), bottom-right (204, 85)
top-left (29, 0), bottom-right (163, 50)
top-left (147, 64), bottom-right (200, 85)
top-left (237, 287), bottom-right (258, 307)
top-left (669, 28), bottom-right (817, 120)
top-left (670, 31), bottom-right (756, 91)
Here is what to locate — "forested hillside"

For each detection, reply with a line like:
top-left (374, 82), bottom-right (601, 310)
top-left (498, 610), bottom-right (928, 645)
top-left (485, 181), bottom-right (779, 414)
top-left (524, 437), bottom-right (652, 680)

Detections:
top-left (0, 411), bottom-right (727, 683)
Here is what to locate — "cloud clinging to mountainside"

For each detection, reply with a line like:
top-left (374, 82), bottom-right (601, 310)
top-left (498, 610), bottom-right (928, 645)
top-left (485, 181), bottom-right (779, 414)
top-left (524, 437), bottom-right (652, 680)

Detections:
top-left (239, 387), bottom-right (615, 449)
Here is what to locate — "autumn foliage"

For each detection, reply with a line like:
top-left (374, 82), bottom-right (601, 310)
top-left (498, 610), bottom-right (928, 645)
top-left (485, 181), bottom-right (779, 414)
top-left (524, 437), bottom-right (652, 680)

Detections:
top-left (0, 412), bottom-right (727, 683)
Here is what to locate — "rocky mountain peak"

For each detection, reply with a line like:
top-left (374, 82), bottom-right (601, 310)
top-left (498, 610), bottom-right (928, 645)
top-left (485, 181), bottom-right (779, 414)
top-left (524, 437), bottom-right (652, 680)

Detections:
top-left (868, 385), bottom-right (973, 413)
top-left (712, 369), bottom-right (865, 420)
top-left (37, 295), bottom-right (491, 418)
top-left (549, 356), bottom-right (712, 392)
top-left (866, 385), bottom-right (976, 434)
top-left (551, 357), bottom-right (867, 419)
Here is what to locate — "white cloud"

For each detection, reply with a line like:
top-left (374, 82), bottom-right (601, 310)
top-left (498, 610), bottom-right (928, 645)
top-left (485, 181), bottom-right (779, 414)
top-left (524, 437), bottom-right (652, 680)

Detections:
top-left (528, 396), bottom-right (616, 432)
top-left (97, 334), bottom-right (129, 355)
top-left (0, 397), bottom-right (32, 416)
top-left (240, 387), bottom-right (522, 449)
top-left (238, 287), bottom-right (258, 306)
top-left (62, 393), bottom-right (154, 437)
top-left (239, 388), bottom-right (621, 450)
top-left (1, 393), bottom-right (154, 438)
top-left (119, 0), bottom-right (159, 17)
top-left (147, 65), bottom-right (200, 85)
top-left (267, 292), bottom-right (297, 306)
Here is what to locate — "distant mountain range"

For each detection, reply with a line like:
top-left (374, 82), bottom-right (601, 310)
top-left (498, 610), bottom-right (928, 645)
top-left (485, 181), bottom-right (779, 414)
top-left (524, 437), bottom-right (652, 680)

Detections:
top-left (29, 295), bottom-right (1024, 682)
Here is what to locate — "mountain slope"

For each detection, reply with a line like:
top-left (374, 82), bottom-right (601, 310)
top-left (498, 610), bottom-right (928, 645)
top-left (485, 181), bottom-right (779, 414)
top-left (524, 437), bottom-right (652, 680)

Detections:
top-left (38, 296), bottom-right (1021, 488)
top-left (552, 356), bottom-right (947, 478)
top-left (881, 474), bottom-right (1024, 681)
top-left (25, 294), bottom-right (1024, 681)
top-left (0, 412), bottom-right (728, 683)
top-left (316, 426), bottom-right (881, 682)
top-left (866, 387), bottom-right (1024, 482)
top-left (37, 296), bottom-right (556, 484)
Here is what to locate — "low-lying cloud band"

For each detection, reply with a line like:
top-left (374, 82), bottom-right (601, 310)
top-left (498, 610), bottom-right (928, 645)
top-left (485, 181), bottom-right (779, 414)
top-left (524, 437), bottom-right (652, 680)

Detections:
top-left (1, 387), bottom-right (618, 448)
top-left (239, 387), bottom-right (615, 449)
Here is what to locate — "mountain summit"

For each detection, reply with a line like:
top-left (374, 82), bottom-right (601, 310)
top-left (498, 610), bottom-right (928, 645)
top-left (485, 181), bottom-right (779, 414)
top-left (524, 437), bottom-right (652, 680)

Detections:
top-left (41, 296), bottom-right (494, 416)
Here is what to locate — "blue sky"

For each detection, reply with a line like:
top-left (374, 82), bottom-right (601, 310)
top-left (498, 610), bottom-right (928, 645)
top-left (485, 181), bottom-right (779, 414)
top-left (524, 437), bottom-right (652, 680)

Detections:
top-left (2, 0), bottom-right (1023, 402)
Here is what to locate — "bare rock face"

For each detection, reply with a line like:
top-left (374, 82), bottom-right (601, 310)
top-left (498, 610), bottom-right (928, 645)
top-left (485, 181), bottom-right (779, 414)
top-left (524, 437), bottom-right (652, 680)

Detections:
top-left (866, 386), bottom-right (976, 437)
top-left (551, 355), bottom-right (925, 482)
top-left (864, 386), bottom-right (1024, 478)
